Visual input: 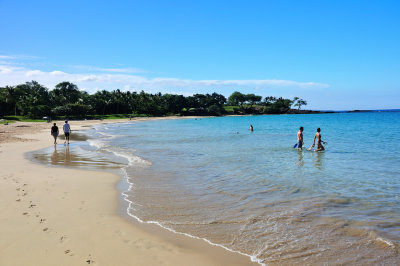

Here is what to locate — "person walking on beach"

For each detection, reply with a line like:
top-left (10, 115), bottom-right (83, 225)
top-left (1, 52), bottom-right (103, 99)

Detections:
top-left (51, 123), bottom-right (59, 144)
top-left (313, 128), bottom-right (325, 151)
top-left (297, 127), bottom-right (304, 149)
top-left (63, 120), bottom-right (71, 145)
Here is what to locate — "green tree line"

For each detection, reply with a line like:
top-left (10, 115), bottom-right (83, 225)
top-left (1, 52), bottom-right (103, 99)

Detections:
top-left (0, 81), bottom-right (307, 119)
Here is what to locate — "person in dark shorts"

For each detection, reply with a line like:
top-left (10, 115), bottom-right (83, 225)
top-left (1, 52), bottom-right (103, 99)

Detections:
top-left (51, 123), bottom-right (59, 144)
top-left (297, 126), bottom-right (304, 149)
top-left (63, 120), bottom-right (71, 145)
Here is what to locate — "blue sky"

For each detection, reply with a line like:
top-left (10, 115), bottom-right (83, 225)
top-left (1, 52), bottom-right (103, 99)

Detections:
top-left (0, 0), bottom-right (399, 110)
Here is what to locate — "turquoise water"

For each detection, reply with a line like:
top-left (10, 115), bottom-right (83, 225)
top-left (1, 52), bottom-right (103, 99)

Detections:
top-left (32, 112), bottom-right (400, 264)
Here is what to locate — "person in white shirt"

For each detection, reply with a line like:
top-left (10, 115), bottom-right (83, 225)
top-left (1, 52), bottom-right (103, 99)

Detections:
top-left (63, 120), bottom-right (71, 145)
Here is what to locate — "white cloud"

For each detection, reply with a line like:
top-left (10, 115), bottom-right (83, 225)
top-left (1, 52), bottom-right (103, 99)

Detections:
top-left (77, 75), bottom-right (99, 82)
top-left (0, 59), bottom-right (329, 96)
top-left (25, 70), bottom-right (44, 77)
top-left (71, 65), bottom-right (145, 74)
top-left (0, 65), bottom-right (22, 73)
top-left (50, 71), bottom-right (67, 76)
top-left (0, 55), bottom-right (16, 59)
top-left (0, 54), bottom-right (39, 61)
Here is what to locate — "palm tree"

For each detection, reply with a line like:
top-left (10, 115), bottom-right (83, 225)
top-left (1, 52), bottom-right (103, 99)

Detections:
top-left (293, 97), bottom-right (307, 110)
top-left (55, 81), bottom-right (80, 104)
top-left (3, 86), bottom-right (18, 116)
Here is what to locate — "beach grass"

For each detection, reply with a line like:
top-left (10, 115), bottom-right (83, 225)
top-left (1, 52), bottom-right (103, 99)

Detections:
top-left (224, 106), bottom-right (240, 113)
top-left (0, 120), bottom-right (14, 124)
top-left (2, 116), bottom-right (45, 123)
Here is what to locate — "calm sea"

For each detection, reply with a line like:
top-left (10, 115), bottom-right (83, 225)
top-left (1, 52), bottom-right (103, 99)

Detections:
top-left (32, 112), bottom-right (400, 265)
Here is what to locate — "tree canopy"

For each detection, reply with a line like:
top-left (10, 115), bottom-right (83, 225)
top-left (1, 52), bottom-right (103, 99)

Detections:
top-left (0, 81), bottom-right (307, 119)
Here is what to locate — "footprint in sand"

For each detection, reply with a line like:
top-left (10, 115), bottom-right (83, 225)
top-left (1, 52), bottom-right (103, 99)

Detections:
top-left (124, 239), bottom-right (143, 249)
top-left (4, 174), bottom-right (14, 179)
top-left (114, 229), bottom-right (127, 237)
top-left (64, 249), bottom-right (74, 256)
top-left (86, 254), bottom-right (94, 264)
top-left (43, 227), bottom-right (49, 232)
top-left (60, 235), bottom-right (68, 243)
top-left (16, 199), bottom-right (21, 202)
top-left (22, 212), bottom-right (29, 216)
top-left (40, 218), bottom-right (46, 223)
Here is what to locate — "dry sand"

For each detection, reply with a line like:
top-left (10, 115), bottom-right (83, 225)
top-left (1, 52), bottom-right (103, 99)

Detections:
top-left (0, 119), bottom-right (255, 266)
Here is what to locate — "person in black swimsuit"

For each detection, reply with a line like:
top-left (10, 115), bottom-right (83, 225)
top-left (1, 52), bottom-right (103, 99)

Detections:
top-left (51, 123), bottom-right (59, 144)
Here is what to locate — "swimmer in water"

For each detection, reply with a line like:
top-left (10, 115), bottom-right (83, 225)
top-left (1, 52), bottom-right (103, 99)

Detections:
top-left (297, 127), bottom-right (304, 149)
top-left (313, 128), bottom-right (325, 151)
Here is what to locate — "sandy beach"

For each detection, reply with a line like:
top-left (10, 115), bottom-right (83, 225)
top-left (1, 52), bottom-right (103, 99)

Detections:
top-left (0, 119), bottom-right (255, 266)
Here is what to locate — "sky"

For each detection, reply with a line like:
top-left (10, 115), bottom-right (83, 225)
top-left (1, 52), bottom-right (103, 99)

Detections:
top-left (0, 0), bottom-right (399, 110)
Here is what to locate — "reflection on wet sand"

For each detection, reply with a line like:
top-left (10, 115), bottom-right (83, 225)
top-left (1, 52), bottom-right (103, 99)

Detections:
top-left (64, 145), bottom-right (71, 164)
top-left (51, 145), bottom-right (72, 165)
top-left (30, 142), bottom-right (124, 171)
top-left (51, 145), bottom-right (58, 165)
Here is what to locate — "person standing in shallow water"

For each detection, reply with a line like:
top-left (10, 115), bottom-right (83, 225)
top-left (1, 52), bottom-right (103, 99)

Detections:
top-left (313, 128), bottom-right (325, 151)
top-left (297, 127), bottom-right (304, 149)
top-left (63, 120), bottom-right (71, 145)
top-left (51, 123), bottom-right (59, 144)
top-left (249, 124), bottom-right (254, 132)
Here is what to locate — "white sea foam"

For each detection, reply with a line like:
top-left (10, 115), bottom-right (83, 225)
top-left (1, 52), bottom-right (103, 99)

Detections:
top-left (118, 168), bottom-right (264, 266)
top-left (87, 125), bottom-right (151, 168)
top-left (88, 128), bottom-right (125, 149)
top-left (87, 139), bottom-right (106, 149)
top-left (376, 237), bottom-right (395, 248)
top-left (103, 147), bottom-right (151, 167)
top-left (97, 131), bottom-right (117, 139)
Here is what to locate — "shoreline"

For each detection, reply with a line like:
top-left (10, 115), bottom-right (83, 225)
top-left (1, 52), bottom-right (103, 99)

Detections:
top-left (0, 119), bottom-right (256, 266)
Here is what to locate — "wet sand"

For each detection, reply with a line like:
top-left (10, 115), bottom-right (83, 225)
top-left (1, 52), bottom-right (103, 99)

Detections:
top-left (0, 119), bottom-right (255, 266)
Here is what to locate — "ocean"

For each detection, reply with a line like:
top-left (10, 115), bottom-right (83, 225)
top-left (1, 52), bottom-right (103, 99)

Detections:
top-left (31, 112), bottom-right (400, 265)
